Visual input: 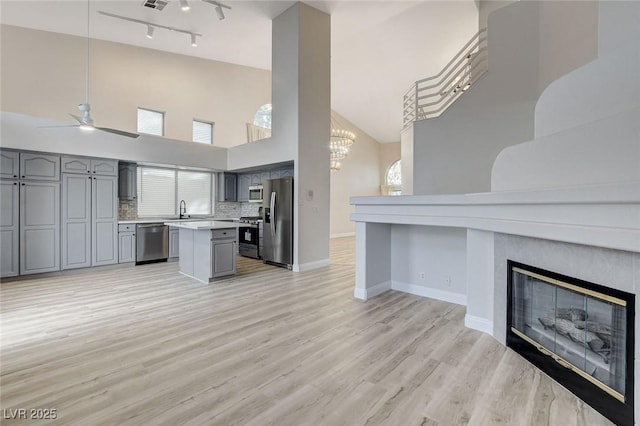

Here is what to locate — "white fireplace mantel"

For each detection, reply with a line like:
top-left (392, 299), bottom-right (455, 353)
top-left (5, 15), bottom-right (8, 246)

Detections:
top-left (351, 181), bottom-right (640, 254)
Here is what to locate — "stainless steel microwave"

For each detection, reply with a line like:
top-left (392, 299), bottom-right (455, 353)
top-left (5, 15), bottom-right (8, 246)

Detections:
top-left (248, 185), bottom-right (263, 203)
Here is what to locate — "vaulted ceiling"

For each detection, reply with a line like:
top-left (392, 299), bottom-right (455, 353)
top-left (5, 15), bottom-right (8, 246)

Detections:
top-left (0, 1), bottom-right (478, 143)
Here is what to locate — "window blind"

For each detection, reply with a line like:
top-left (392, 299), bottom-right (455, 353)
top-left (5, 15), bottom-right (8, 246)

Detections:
top-left (193, 120), bottom-right (213, 144)
top-left (137, 108), bottom-right (164, 136)
top-left (137, 167), bottom-right (176, 217)
top-left (177, 171), bottom-right (212, 215)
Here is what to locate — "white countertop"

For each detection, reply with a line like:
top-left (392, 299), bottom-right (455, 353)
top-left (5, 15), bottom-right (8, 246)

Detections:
top-left (165, 221), bottom-right (240, 230)
top-left (119, 218), bottom-right (240, 224)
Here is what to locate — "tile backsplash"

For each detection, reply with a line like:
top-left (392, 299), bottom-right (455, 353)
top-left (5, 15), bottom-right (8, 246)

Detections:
top-left (119, 199), bottom-right (260, 221)
top-left (119, 199), bottom-right (137, 220)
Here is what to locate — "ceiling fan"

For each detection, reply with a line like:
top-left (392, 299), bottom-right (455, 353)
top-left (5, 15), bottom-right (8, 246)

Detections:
top-left (41, 0), bottom-right (139, 138)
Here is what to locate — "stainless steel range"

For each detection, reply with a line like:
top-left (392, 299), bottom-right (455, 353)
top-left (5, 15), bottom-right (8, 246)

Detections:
top-left (238, 216), bottom-right (262, 259)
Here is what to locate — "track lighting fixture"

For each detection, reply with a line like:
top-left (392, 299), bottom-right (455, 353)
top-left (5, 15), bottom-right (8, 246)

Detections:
top-left (99, 11), bottom-right (202, 47)
top-left (201, 0), bottom-right (231, 20)
top-left (179, 0), bottom-right (190, 11)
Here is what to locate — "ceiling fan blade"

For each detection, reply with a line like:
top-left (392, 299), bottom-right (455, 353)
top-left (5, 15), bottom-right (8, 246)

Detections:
top-left (96, 127), bottom-right (140, 138)
top-left (37, 124), bottom-right (80, 129)
top-left (69, 113), bottom-right (84, 124)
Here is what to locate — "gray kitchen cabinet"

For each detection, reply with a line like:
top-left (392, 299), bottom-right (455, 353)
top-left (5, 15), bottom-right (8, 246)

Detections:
top-left (217, 172), bottom-right (237, 202)
top-left (20, 181), bottom-right (60, 275)
top-left (260, 172), bottom-right (270, 184)
top-left (269, 169), bottom-right (281, 179)
top-left (237, 174), bottom-right (251, 202)
top-left (279, 167), bottom-right (294, 178)
top-left (20, 152), bottom-right (60, 181)
top-left (61, 156), bottom-right (91, 174)
top-left (92, 159), bottom-right (118, 176)
top-left (92, 175), bottom-right (118, 266)
top-left (118, 231), bottom-right (136, 263)
top-left (212, 238), bottom-right (236, 278)
top-left (169, 227), bottom-right (179, 259)
top-left (251, 173), bottom-right (261, 185)
top-left (61, 157), bottom-right (118, 176)
top-left (0, 150), bottom-right (20, 179)
top-left (211, 229), bottom-right (236, 278)
top-left (118, 162), bottom-right (137, 200)
top-left (61, 174), bottom-right (92, 270)
top-left (0, 180), bottom-right (19, 277)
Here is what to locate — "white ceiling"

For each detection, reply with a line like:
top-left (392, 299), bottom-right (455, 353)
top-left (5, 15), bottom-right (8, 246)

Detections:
top-left (0, 0), bottom-right (479, 143)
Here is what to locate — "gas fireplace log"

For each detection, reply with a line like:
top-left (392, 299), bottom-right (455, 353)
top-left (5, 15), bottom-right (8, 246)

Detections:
top-left (556, 308), bottom-right (587, 322)
top-left (537, 317), bottom-right (606, 351)
top-left (573, 320), bottom-right (612, 336)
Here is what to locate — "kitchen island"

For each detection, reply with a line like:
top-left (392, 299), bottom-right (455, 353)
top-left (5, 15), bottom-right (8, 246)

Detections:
top-left (166, 221), bottom-right (239, 283)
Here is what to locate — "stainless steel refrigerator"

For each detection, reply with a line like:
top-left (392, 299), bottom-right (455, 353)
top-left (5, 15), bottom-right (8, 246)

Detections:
top-left (262, 177), bottom-right (293, 269)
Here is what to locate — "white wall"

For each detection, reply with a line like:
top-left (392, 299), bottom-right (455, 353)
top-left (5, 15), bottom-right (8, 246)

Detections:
top-left (492, 7), bottom-right (640, 191)
top-left (330, 111), bottom-right (381, 238)
top-left (379, 142), bottom-right (401, 186)
top-left (0, 24), bottom-right (271, 149)
top-left (409, 1), bottom-right (598, 195)
top-left (1, 111), bottom-right (228, 171)
top-left (391, 225), bottom-right (467, 304)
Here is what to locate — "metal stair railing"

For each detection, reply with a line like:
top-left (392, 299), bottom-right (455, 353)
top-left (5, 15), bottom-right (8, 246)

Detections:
top-left (403, 28), bottom-right (488, 126)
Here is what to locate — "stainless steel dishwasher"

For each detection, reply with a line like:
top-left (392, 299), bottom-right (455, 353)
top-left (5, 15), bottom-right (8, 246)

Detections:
top-left (136, 223), bottom-right (169, 264)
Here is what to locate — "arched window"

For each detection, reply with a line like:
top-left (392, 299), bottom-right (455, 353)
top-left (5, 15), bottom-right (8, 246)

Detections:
top-left (385, 160), bottom-right (402, 195)
top-left (253, 103), bottom-right (272, 130)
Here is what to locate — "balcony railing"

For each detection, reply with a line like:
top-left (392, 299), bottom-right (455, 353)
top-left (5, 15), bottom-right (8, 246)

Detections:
top-left (403, 28), bottom-right (488, 126)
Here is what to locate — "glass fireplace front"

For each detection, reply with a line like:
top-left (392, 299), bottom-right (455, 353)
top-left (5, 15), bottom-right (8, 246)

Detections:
top-left (507, 260), bottom-right (634, 426)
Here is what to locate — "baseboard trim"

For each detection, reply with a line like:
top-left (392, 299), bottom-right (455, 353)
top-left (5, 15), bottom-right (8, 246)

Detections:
top-left (464, 315), bottom-right (494, 335)
top-left (353, 280), bottom-right (392, 300)
top-left (391, 281), bottom-right (467, 306)
top-left (293, 258), bottom-right (330, 272)
top-left (330, 232), bottom-right (355, 239)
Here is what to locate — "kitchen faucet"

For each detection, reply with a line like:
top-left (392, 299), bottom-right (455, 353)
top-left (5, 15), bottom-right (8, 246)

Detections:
top-left (179, 200), bottom-right (187, 219)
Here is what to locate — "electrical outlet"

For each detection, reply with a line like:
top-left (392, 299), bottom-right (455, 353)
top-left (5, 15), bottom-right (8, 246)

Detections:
top-left (444, 275), bottom-right (452, 287)
top-left (419, 272), bottom-right (426, 280)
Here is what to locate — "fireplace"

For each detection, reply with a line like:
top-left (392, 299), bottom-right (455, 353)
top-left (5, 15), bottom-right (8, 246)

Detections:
top-left (507, 260), bottom-right (635, 425)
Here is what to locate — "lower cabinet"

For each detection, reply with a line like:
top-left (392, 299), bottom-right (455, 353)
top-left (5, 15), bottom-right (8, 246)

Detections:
top-left (92, 176), bottom-right (118, 266)
top-left (169, 227), bottom-right (179, 259)
top-left (20, 181), bottom-right (60, 275)
top-left (0, 180), bottom-right (19, 277)
top-left (211, 237), bottom-right (236, 278)
top-left (118, 231), bottom-right (136, 263)
top-left (62, 174), bottom-right (92, 270)
top-left (179, 228), bottom-right (236, 282)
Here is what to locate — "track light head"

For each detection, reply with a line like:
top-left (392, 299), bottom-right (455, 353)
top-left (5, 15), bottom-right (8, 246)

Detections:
top-left (179, 0), bottom-right (190, 11)
top-left (190, 33), bottom-right (197, 47)
top-left (215, 5), bottom-right (225, 20)
top-left (146, 25), bottom-right (155, 39)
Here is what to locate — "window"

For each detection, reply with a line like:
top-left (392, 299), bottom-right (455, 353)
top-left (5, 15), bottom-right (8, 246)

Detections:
top-left (137, 167), bottom-right (176, 216)
top-left (177, 171), bottom-right (212, 215)
top-left (137, 108), bottom-right (164, 136)
top-left (193, 120), bottom-right (214, 144)
top-left (137, 167), bottom-right (214, 217)
top-left (385, 160), bottom-right (402, 196)
top-left (253, 103), bottom-right (272, 129)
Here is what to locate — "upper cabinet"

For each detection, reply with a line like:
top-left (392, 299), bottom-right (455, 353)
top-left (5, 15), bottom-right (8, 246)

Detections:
top-left (20, 152), bottom-right (60, 181)
top-left (62, 157), bottom-right (118, 176)
top-left (118, 162), bottom-right (137, 200)
top-left (91, 159), bottom-right (118, 176)
top-left (237, 174), bottom-right (251, 202)
top-left (0, 150), bottom-right (19, 179)
top-left (61, 156), bottom-right (91, 174)
top-left (217, 172), bottom-right (237, 202)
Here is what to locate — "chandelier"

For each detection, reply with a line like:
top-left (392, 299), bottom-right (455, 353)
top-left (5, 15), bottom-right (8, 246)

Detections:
top-left (330, 117), bottom-right (355, 171)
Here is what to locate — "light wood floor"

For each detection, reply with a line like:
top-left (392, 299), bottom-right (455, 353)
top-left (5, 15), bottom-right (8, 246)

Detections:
top-left (1, 238), bottom-right (612, 425)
